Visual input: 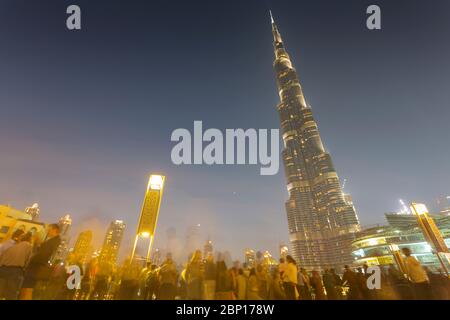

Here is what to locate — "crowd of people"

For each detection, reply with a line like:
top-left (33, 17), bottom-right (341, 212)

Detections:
top-left (0, 226), bottom-right (449, 300)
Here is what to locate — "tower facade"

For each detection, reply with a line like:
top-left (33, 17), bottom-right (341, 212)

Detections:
top-left (270, 13), bottom-right (360, 270)
top-left (99, 220), bottom-right (126, 267)
top-left (52, 214), bottom-right (72, 262)
top-left (72, 230), bottom-right (93, 265)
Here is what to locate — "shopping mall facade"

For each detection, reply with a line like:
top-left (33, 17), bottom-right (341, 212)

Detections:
top-left (351, 213), bottom-right (450, 271)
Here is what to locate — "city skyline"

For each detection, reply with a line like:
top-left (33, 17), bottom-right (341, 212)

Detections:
top-left (1, 0), bottom-right (450, 261)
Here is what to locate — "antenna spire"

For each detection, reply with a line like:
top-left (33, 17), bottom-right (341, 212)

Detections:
top-left (269, 10), bottom-right (274, 24)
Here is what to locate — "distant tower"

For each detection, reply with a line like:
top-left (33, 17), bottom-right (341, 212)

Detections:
top-left (185, 224), bottom-right (201, 258)
top-left (244, 249), bottom-right (256, 268)
top-left (99, 220), bottom-right (126, 267)
top-left (52, 214), bottom-right (72, 262)
top-left (24, 203), bottom-right (40, 221)
top-left (203, 237), bottom-right (213, 258)
top-left (270, 12), bottom-right (361, 270)
top-left (59, 214), bottom-right (72, 237)
top-left (72, 230), bottom-right (93, 265)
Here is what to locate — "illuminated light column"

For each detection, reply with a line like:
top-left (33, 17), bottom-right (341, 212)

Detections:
top-left (131, 174), bottom-right (165, 263)
top-left (410, 203), bottom-right (449, 275)
top-left (389, 244), bottom-right (406, 274)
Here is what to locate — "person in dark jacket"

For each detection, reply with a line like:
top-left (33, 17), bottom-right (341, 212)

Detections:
top-left (20, 224), bottom-right (61, 300)
top-left (322, 269), bottom-right (338, 300)
top-left (342, 265), bottom-right (362, 300)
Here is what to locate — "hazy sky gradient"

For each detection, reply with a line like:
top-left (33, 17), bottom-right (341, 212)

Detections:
top-left (1, 0), bottom-right (449, 261)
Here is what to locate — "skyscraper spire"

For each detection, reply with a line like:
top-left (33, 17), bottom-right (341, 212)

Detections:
top-left (271, 16), bottom-right (361, 271)
top-left (270, 11), bottom-right (283, 45)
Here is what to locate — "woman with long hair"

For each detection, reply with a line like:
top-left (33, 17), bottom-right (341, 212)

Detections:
top-left (282, 255), bottom-right (298, 300)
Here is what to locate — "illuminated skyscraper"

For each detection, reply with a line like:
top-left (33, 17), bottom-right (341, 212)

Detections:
top-left (270, 12), bottom-right (360, 270)
top-left (203, 237), bottom-right (213, 258)
top-left (244, 248), bottom-right (256, 267)
top-left (72, 230), bottom-right (93, 265)
top-left (99, 220), bottom-right (126, 267)
top-left (52, 214), bottom-right (72, 262)
top-left (58, 214), bottom-right (72, 236)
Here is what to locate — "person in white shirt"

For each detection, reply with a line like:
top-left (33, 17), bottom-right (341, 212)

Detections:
top-left (402, 247), bottom-right (431, 300)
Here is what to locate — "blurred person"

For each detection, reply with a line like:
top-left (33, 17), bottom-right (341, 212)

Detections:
top-left (144, 264), bottom-right (159, 300)
top-left (247, 268), bottom-right (261, 300)
top-left (0, 229), bottom-right (24, 256)
top-left (282, 255), bottom-right (297, 300)
top-left (117, 258), bottom-right (140, 300)
top-left (356, 267), bottom-right (372, 300)
top-left (185, 250), bottom-right (203, 299)
top-left (298, 268), bottom-right (312, 300)
top-left (387, 264), bottom-right (411, 300)
top-left (20, 224), bottom-right (61, 300)
top-left (0, 232), bottom-right (32, 300)
top-left (91, 260), bottom-right (111, 300)
top-left (138, 262), bottom-right (152, 300)
top-left (215, 260), bottom-right (235, 299)
top-left (322, 269), bottom-right (338, 300)
top-left (236, 268), bottom-right (247, 300)
top-left (402, 247), bottom-right (431, 300)
top-left (256, 264), bottom-right (269, 299)
top-left (330, 269), bottom-right (343, 299)
top-left (202, 254), bottom-right (217, 300)
top-left (268, 267), bottom-right (286, 300)
top-left (158, 254), bottom-right (178, 300)
top-left (342, 265), bottom-right (362, 300)
top-left (310, 270), bottom-right (326, 300)
top-left (424, 267), bottom-right (448, 300)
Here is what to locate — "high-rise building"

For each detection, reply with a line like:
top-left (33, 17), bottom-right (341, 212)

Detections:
top-left (270, 12), bottom-right (360, 270)
top-left (24, 203), bottom-right (40, 221)
top-left (244, 248), bottom-right (256, 268)
top-left (58, 214), bottom-right (72, 237)
top-left (185, 224), bottom-right (201, 258)
top-left (99, 220), bottom-right (126, 267)
top-left (72, 230), bottom-right (93, 265)
top-left (203, 237), bottom-right (213, 258)
top-left (52, 214), bottom-right (72, 262)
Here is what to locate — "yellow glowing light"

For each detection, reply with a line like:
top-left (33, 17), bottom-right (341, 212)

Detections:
top-left (148, 175), bottom-right (164, 190)
top-left (141, 232), bottom-right (150, 238)
top-left (410, 203), bottom-right (428, 216)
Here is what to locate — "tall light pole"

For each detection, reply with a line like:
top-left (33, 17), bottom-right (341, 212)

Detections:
top-left (131, 174), bottom-right (165, 263)
top-left (410, 203), bottom-right (449, 276)
top-left (389, 244), bottom-right (406, 274)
